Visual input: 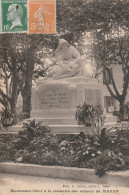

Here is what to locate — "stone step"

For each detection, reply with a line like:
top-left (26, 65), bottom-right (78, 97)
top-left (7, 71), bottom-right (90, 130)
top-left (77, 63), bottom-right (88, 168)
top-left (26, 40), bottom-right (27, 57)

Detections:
top-left (4, 124), bottom-right (92, 135)
top-left (105, 115), bottom-right (117, 123)
top-left (49, 122), bottom-right (117, 133)
top-left (3, 120), bottom-right (117, 135)
top-left (104, 122), bottom-right (117, 128)
top-left (24, 118), bottom-right (77, 125)
top-left (49, 125), bottom-right (92, 134)
top-left (31, 110), bottom-right (117, 124)
top-left (26, 116), bottom-right (117, 126)
top-left (5, 125), bottom-right (22, 132)
top-left (31, 109), bottom-right (76, 118)
top-left (26, 116), bottom-right (117, 125)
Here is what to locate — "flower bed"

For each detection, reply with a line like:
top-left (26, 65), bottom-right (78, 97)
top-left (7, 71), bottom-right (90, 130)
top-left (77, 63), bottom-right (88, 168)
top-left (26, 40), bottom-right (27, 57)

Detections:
top-left (0, 120), bottom-right (129, 177)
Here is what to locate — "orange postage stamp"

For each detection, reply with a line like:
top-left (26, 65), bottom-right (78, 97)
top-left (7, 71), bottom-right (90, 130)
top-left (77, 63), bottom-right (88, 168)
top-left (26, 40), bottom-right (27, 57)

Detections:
top-left (29, 0), bottom-right (56, 34)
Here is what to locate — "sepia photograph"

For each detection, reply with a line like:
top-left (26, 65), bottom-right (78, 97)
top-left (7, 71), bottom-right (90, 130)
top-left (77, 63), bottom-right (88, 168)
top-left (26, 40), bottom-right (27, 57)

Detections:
top-left (0, 0), bottom-right (129, 194)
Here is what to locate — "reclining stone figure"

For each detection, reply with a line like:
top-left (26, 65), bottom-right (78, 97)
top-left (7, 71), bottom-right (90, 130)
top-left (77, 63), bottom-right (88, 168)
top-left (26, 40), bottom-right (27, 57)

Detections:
top-left (46, 39), bottom-right (95, 79)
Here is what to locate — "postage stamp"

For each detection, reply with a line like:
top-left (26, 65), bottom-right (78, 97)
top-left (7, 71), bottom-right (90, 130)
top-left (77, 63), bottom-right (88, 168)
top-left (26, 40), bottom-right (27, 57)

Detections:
top-left (1, 0), bottom-right (27, 33)
top-left (29, 0), bottom-right (56, 34)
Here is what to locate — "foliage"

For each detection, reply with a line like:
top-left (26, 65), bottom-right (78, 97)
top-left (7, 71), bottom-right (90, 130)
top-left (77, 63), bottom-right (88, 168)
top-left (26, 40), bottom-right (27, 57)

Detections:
top-left (0, 34), bottom-right (22, 115)
top-left (22, 134), bottom-right (59, 165)
top-left (91, 1), bottom-right (129, 116)
top-left (1, 0), bottom-right (129, 119)
top-left (113, 124), bottom-right (129, 155)
top-left (0, 108), bottom-right (16, 127)
top-left (0, 133), bottom-right (15, 162)
top-left (57, 0), bottom-right (129, 117)
top-left (0, 33), bottom-right (58, 118)
top-left (57, 0), bottom-right (129, 45)
top-left (22, 119), bottom-right (51, 138)
top-left (10, 120), bottom-right (51, 151)
top-left (94, 30), bottom-right (129, 116)
top-left (95, 150), bottom-right (126, 177)
top-left (1, 123), bottom-right (129, 177)
top-left (92, 127), bottom-right (111, 150)
top-left (75, 103), bottom-right (104, 126)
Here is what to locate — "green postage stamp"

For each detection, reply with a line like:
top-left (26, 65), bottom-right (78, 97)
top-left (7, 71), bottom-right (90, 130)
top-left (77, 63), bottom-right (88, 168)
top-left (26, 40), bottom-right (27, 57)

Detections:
top-left (1, 0), bottom-right (27, 32)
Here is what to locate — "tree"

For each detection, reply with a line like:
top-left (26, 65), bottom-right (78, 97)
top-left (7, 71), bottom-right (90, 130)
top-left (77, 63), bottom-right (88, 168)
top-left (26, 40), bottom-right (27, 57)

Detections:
top-left (0, 34), bottom-right (26, 123)
top-left (94, 28), bottom-right (129, 118)
top-left (87, 0), bottom-right (129, 117)
top-left (0, 33), bottom-right (59, 119)
top-left (57, 0), bottom-right (129, 117)
top-left (20, 34), bottom-right (58, 118)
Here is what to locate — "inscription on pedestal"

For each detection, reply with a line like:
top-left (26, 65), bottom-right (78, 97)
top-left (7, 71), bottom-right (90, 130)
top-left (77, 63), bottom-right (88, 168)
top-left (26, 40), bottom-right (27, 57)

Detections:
top-left (85, 88), bottom-right (102, 106)
top-left (39, 85), bottom-right (71, 109)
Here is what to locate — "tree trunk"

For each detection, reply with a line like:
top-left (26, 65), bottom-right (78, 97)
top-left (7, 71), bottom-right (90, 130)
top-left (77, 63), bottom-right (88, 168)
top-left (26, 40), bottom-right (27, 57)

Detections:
top-left (22, 85), bottom-right (32, 119)
top-left (10, 71), bottom-right (19, 124)
top-left (8, 52), bottom-right (19, 124)
top-left (119, 101), bottom-right (125, 120)
top-left (118, 93), bottom-right (126, 120)
top-left (22, 49), bottom-right (35, 119)
top-left (119, 67), bottom-right (129, 120)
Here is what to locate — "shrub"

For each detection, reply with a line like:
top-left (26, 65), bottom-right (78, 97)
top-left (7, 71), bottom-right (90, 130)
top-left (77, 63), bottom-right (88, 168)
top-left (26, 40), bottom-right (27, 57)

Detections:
top-left (75, 103), bottom-right (104, 126)
top-left (11, 119), bottom-right (51, 150)
top-left (0, 122), bottom-right (129, 177)
top-left (22, 119), bottom-right (51, 138)
top-left (92, 126), bottom-right (115, 150)
top-left (113, 124), bottom-right (129, 155)
top-left (0, 108), bottom-right (16, 127)
top-left (95, 150), bottom-right (126, 177)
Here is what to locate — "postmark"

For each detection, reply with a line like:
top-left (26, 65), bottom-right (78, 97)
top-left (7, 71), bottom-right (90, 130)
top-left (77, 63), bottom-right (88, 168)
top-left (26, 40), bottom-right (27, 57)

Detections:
top-left (1, 0), bottom-right (27, 33)
top-left (29, 0), bottom-right (56, 34)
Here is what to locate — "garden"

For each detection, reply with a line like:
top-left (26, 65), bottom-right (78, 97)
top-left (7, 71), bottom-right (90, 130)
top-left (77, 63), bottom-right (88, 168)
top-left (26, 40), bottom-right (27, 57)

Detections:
top-left (0, 118), bottom-right (129, 177)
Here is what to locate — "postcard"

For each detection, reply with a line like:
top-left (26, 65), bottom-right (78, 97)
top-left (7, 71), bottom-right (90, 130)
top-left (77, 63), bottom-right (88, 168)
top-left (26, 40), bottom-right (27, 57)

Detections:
top-left (0, 0), bottom-right (129, 194)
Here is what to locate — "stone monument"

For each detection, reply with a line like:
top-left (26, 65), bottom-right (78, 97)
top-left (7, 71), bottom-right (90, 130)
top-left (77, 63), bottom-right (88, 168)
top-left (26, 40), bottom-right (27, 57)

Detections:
top-left (31, 39), bottom-right (104, 133)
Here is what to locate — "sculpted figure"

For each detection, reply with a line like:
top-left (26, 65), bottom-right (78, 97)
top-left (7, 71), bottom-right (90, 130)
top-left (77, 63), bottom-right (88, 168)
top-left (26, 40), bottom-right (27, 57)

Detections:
top-left (47, 39), bottom-right (95, 79)
top-left (7, 4), bottom-right (23, 30)
top-left (34, 6), bottom-right (51, 32)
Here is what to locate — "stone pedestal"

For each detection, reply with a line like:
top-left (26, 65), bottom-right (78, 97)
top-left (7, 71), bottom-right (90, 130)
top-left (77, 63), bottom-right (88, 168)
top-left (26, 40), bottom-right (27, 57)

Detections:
top-left (31, 77), bottom-right (103, 113)
top-left (5, 77), bottom-right (117, 134)
top-left (30, 77), bottom-right (105, 134)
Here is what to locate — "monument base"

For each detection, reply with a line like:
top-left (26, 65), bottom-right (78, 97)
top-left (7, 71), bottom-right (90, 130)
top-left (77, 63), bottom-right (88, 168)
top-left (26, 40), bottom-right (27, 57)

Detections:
top-left (31, 77), bottom-right (103, 111)
top-left (30, 77), bottom-right (116, 132)
top-left (4, 77), bottom-right (117, 134)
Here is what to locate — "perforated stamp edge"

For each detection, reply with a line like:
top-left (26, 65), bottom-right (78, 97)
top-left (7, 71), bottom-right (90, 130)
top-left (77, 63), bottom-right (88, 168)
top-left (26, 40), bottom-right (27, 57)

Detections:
top-left (0, 0), bottom-right (2, 32)
top-left (28, 0), bottom-right (56, 34)
top-left (0, 0), bottom-right (57, 34)
top-left (0, 0), bottom-right (28, 33)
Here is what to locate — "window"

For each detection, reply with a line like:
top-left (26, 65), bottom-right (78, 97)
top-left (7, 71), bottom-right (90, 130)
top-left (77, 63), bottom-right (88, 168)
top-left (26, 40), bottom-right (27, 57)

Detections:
top-left (104, 96), bottom-right (116, 113)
